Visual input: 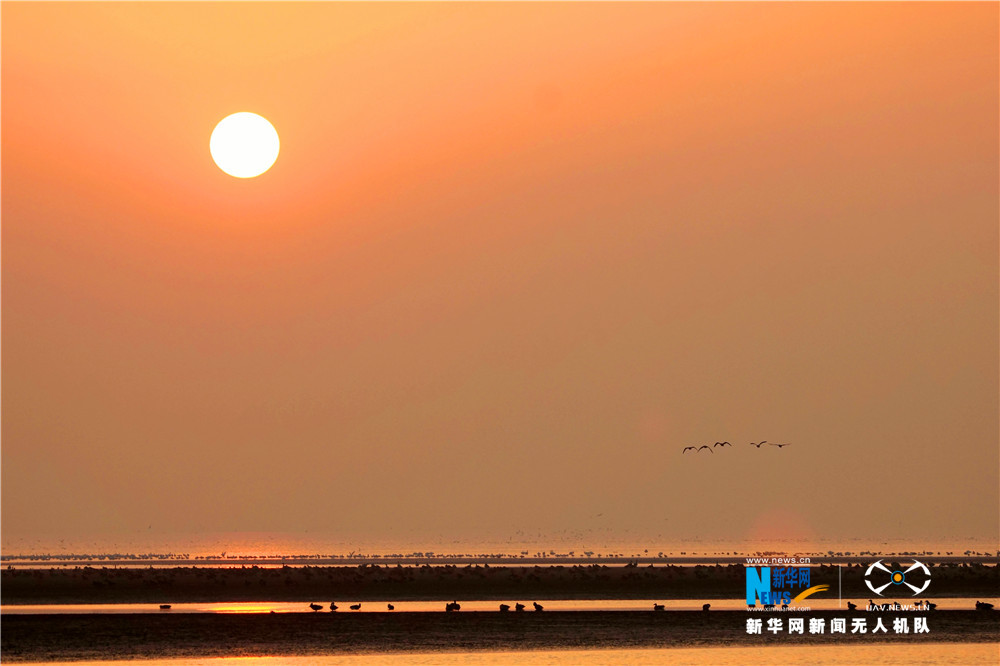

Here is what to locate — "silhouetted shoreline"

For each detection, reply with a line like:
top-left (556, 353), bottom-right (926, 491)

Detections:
top-left (3, 562), bottom-right (996, 605)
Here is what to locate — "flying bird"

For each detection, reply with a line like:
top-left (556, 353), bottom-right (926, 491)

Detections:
top-left (697, 446), bottom-right (713, 453)
top-left (770, 442), bottom-right (791, 448)
top-left (713, 441), bottom-right (731, 448)
top-left (749, 442), bottom-right (765, 448)
top-left (682, 446), bottom-right (697, 453)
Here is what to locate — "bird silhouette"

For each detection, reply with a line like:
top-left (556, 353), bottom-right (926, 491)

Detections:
top-left (682, 446), bottom-right (697, 453)
top-left (515, 603), bottom-right (526, 612)
top-left (309, 603), bottom-right (323, 612)
top-left (329, 602), bottom-right (338, 612)
top-left (697, 446), bottom-right (713, 453)
top-left (653, 604), bottom-right (665, 611)
top-left (499, 604), bottom-right (510, 612)
top-left (770, 442), bottom-right (791, 448)
top-left (749, 442), bottom-right (764, 448)
top-left (713, 441), bottom-right (731, 448)
top-left (847, 602), bottom-right (857, 611)
top-left (533, 602), bottom-right (544, 611)
top-left (387, 604), bottom-right (394, 611)
top-left (350, 603), bottom-right (361, 611)
top-left (702, 603), bottom-right (711, 611)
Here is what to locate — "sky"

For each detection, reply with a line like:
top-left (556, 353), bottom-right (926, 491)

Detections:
top-left (2, 2), bottom-right (997, 552)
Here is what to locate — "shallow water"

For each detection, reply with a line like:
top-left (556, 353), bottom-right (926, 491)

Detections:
top-left (21, 643), bottom-right (1000, 665)
top-left (3, 597), bottom-right (996, 614)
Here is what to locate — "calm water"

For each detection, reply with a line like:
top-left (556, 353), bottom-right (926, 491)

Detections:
top-left (2, 597), bottom-right (997, 614)
top-left (23, 644), bottom-right (1000, 665)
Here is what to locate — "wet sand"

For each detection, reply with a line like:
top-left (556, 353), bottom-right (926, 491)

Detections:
top-left (3, 562), bottom-right (997, 605)
top-left (3, 610), bottom-right (998, 663)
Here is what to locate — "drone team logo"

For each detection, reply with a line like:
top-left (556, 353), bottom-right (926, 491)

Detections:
top-left (864, 559), bottom-right (931, 596)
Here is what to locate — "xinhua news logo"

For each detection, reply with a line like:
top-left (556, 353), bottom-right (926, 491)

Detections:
top-left (746, 566), bottom-right (828, 606)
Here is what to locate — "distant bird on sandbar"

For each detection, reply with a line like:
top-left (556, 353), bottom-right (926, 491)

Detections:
top-left (350, 603), bottom-right (362, 611)
top-left (515, 603), bottom-right (526, 612)
top-left (309, 603), bottom-right (323, 612)
top-left (926, 601), bottom-right (937, 611)
top-left (446, 601), bottom-right (461, 612)
top-left (533, 602), bottom-right (544, 611)
top-left (702, 603), bottom-right (711, 611)
top-left (159, 604), bottom-right (171, 610)
top-left (682, 446), bottom-right (697, 453)
top-left (976, 601), bottom-right (994, 611)
top-left (770, 442), bottom-right (791, 448)
top-left (387, 604), bottom-right (394, 611)
top-left (330, 602), bottom-right (338, 611)
top-left (653, 604), bottom-right (665, 611)
top-left (499, 604), bottom-right (510, 612)
top-left (847, 602), bottom-right (857, 611)
top-left (714, 441), bottom-right (731, 448)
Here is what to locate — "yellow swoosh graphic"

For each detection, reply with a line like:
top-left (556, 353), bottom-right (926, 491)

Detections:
top-left (792, 584), bottom-right (830, 603)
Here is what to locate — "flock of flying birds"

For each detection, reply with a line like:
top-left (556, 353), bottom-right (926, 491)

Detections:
top-left (682, 440), bottom-right (791, 454)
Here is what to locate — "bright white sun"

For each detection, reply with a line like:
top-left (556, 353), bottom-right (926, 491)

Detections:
top-left (210, 112), bottom-right (280, 178)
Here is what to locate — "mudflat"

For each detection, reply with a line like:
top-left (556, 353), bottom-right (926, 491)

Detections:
top-left (3, 610), bottom-right (998, 663)
top-left (3, 562), bottom-right (997, 604)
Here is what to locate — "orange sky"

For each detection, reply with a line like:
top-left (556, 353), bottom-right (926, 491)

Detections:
top-left (2, 3), bottom-right (997, 548)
